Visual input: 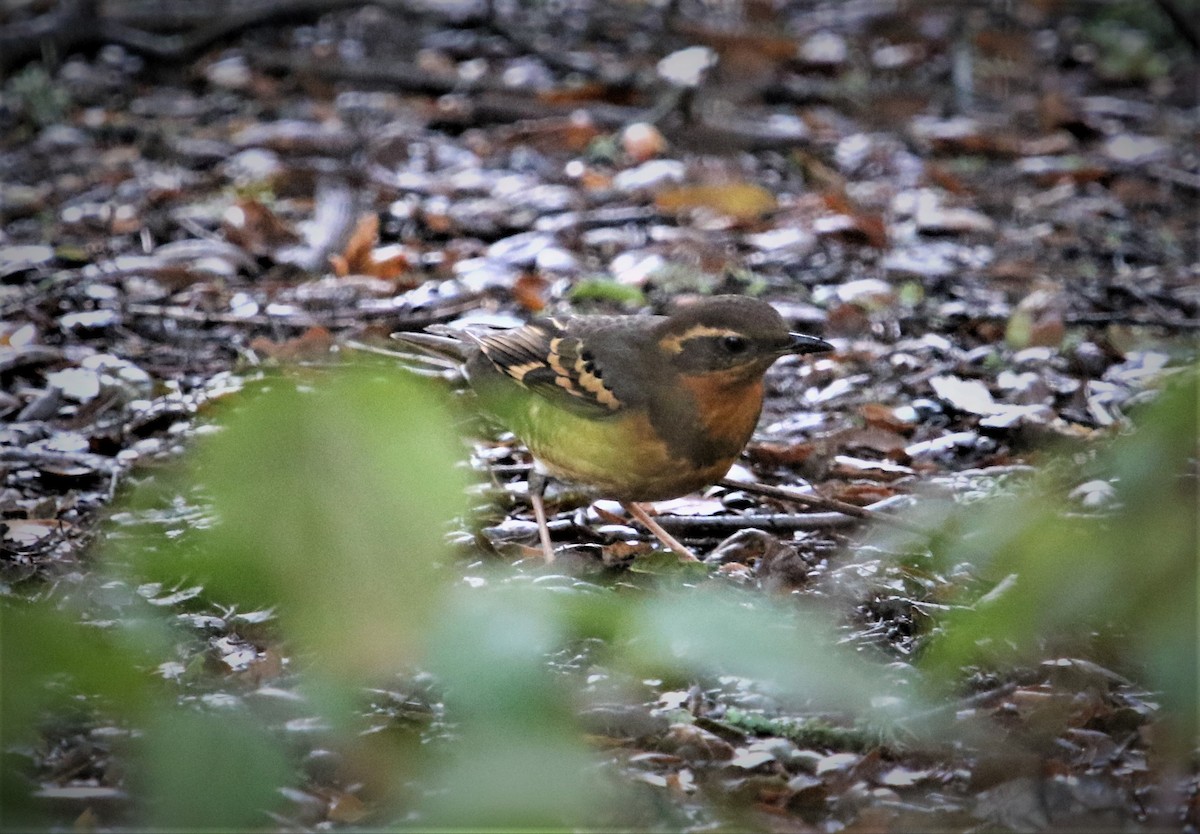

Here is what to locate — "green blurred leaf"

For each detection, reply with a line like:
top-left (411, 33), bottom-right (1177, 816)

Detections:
top-left (124, 367), bottom-right (470, 676)
top-left (654, 182), bottom-right (778, 221)
top-left (624, 589), bottom-right (901, 715)
top-left (920, 367), bottom-right (1198, 752)
top-left (429, 587), bottom-right (566, 721)
top-left (626, 549), bottom-right (710, 581)
top-left (0, 600), bottom-right (149, 744)
top-left (568, 278), bottom-right (646, 306)
top-left (422, 733), bottom-right (608, 829)
top-left (422, 586), bottom-right (631, 828)
top-left (135, 710), bottom-right (291, 829)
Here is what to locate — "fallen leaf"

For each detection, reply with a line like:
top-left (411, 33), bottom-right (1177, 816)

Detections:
top-left (655, 183), bottom-right (777, 222)
top-left (829, 455), bottom-right (913, 482)
top-left (815, 751), bottom-right (859, 775)
top-left (327, 791), bottom-right (368, 824)
top-left (746, 441), bottom-right (816, 467)
top-left (249, 326), bottom-right (334, 362)
top-left (3, 519), bottom-right (67, 546)
top-left (829, 483), bottom-right (898, 505)
top-left (729, 749), bottom-right (777, 770)
top-left (222, 199), bottom-right (300, 256)
top-left (331, 214), bottom-right (416, 284)
top-left (859, 403), bottom-right (918, 435)
top-left (512, 271), bottom-right (549, 312)
top-left (929, 375), bottom-right (999, 415)
top-left (877, 765), bottom-right (931, 787)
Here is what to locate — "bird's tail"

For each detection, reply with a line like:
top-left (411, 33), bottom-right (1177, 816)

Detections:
top-left (389, 329), bottom-right (471, 363)
top-left (342, 329), bottom-right (469, 378)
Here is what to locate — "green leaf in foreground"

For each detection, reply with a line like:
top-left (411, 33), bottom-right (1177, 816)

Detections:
top-left (134, 710), bottom-right (292, 830)
top-left (919, 366), bottom-right (1198, 754)
top-left (125, 367), bottom-right (470, 676)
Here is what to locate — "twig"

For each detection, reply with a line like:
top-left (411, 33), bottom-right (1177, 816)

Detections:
top-left (719, 478), bottom-right (925, 533)
top-left (652, 512), bottom-right (859, 535)
top-left (1064, 312), bottom-right (1200, 330)
top-left (126, 303), bottom-right (322, 328)
top-left (0, 0), bottom-right (449, 72)
top-left (125, 295), bottom-right (484, 332)
top-left (1146, 163), bottom-right (1200, 193)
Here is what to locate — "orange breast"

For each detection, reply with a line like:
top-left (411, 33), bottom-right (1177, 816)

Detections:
top-left (676, 372), bottom-right (765, 460)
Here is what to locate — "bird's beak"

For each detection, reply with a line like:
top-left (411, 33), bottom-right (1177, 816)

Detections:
top-left (786, 332), bottom-right (835, 355)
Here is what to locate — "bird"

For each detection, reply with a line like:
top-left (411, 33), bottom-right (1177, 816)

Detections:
top-left (391, 295), bottom-right (833, 563)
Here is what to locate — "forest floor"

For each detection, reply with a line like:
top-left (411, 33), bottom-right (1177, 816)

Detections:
top-left (1, 1), bottom-right (1198, 831)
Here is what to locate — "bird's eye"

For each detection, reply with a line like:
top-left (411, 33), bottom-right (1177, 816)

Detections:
top-left (721, 335), bottom-right (749, 354)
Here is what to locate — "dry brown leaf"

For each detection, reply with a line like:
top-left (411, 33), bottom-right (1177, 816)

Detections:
top-left (926, 163), bottom-right (971, 196)
top-left (816, 192), bottom-right (888, 247)
top-left (249, 326), bottom-right (334, 362)
top-left (239, 648), bottom-right (285, 685)
top-left (791, 148), bottom-right (846, 192)
top-left (223, 199), bottom-right (300, 256)
top-left (496, 112), bottom-right (603, 153)
top-left (579, 167), bottom-right (614, 191)
top-left (830, 483), bottom-right (898, 505)
top-left (327, 791), bottom-right (368, 824)
top-left (746, 441), bottom-right (815, 467)
top-left (512, 271), bottom-right (549, 312)
top-left (837, 426), bottom-right (911, 456)
top-left (331, 214), bottom-right (416, 284)
top-left (655, 183), bottom-right (777, 222)
top-left (824, 302), bottom-right (872, 337)
top-left (675, 24), bottom-right (799, 61)
top-left (829, 456), bottom-right (913, 482)
top-left (538, 83), bottom-right (634, 107)
top-left (336, 214), bottom-right (381, 277)
top-left (859, 403), bottom-right (917, 436)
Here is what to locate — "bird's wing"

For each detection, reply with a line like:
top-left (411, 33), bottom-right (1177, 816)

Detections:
top-left (475, 318), bottom-right (624, 417)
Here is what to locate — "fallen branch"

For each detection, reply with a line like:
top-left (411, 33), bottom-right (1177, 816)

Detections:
top-left (0, 0), bottom-right (458, 72)
top-left (125, 294), bottom-right (483, 332)
top-left (1064, 312), bottom-right (1200, 330)
top-left (719, 478), bottom-right (925, 533)
top-left (652, 512), bottom-right (859, 535)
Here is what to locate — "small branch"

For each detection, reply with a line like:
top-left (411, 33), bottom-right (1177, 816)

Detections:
top-left (1064, 312), bottom-right (1200, 330)
top-left (0, 0), bottom-right (473, 72)
top-left (719, 478), bottom-right (925, 533)
top-left (125, 294), bottom-right (483, 332)
top-left (653, 512), bottom-right (859, 535)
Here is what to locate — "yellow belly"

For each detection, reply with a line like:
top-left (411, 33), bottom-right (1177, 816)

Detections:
top-left (519, 400), bottom-right (734, 502)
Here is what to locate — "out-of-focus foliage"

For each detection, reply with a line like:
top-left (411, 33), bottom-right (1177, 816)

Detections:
top-left (1083, 0), bottom-right (1200, 56)
top-left (125, 368), bottom-right (469, 675)
top-left (912, 366), bottom-right (1198, 752)
top-left (5, 366), bottom-right (469, 829)
top-left (5, 364), bottom-right (1194, 828)
top-left (4, 64), bottom-right (70, 129)
top-left (132, 710), bottom-right (293, 830)
top-left (4, 365), bottom-right (914, 829)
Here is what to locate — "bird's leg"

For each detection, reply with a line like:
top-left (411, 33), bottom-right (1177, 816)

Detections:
top-left (527, 468), bottom-right (556, 563)
top-left (621, 502), bottom-right (699, 562)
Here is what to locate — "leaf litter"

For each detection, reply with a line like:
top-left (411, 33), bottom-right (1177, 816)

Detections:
top-left (1, 1), bottom-right (1196, 830)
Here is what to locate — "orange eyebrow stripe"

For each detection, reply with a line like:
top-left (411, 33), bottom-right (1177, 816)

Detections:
top-left (659, 325), bottom-right (741, 354)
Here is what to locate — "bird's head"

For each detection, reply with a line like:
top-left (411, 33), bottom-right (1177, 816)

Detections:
top-left (656, 295), bottom-right (833, 380)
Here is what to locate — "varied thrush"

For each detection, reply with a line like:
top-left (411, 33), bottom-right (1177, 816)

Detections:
top-left (392, 295), bottom-right (833, 563)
